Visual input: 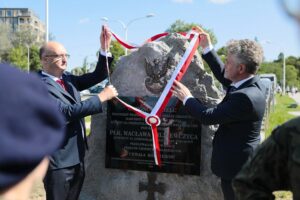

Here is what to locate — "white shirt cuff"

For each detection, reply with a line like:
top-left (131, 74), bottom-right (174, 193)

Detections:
top-left (183, 95), bottom-right (194, 105)
top-left (202, 44), bottom-right (214, 55)
top-left (100, 49), bottom-right (112, 57)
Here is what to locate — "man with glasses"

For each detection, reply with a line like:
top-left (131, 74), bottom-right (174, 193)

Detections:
top-left (38, 25), bottom-right (118, 200)
top-left (233, 0), bottom-right (300, 199)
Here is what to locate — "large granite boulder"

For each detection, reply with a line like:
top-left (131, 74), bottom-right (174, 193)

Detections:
top-left (80, 33), bottom-right (223, 200)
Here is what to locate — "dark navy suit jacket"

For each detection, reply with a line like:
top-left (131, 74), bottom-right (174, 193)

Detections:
top-left (184, 50), bottom-right (266, 179)
top-left (39, 55), bottom-right (113, 170)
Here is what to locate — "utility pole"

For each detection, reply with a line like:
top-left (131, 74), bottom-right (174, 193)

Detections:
top-left (45, 0), bottom-right (49, 43)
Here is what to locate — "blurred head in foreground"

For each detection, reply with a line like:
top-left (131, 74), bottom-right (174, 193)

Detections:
top-left (0, 64), bottom-right (65, 200)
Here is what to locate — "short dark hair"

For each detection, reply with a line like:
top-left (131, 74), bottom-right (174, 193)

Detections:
top-left (39, 45), bottom-right (46, 59)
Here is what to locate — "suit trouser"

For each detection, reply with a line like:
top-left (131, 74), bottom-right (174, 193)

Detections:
top-left (43, 163), bottom-right (85, 200)
top-left (221, 178), bottom-right (235, 200)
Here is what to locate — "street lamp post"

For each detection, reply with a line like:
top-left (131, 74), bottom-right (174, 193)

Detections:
top-left (101, 13), bottom-right (155, 55)
top-left (45, 0), bottom-right (49, 43)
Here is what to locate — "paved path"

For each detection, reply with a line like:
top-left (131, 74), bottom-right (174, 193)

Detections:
top-left (289, 93), bottom-right (300, 117)
top-left (290, 93), bottom-right (300, 104)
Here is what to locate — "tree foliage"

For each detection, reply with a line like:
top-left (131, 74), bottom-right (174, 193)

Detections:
top-left (71, 67), bottom-right (84, 75)
top-left (259, 62), bottom-right (283, 81)
top-left (70, 40), bottom-right (125, 75)
top-left (29, 46), bottom-right (42, 71)
top-left (110, 40), bottom-right (125, 71)
top-left (7, 46), bottom-right (28, 70)
top-left (285, 64), bottom-right (300, 87)
top-left (11, 25), bottom-right (42, 47)
top-left (0, 24), bottom-right (12, 61)
top-left (0, 24), bottom-right (43, 71)
top-left (215, 47), bottom-right (300, 89)
top-left (166, 20), bottom-right (218, 45)
top-left (5, 45), bottom-right (41, 72)
top-left (285, 56), bottom-right (300, 77)
top-left (166, 20), bottom-right (219, 73)
top-left (258, 61), bottom-right (300, 88)
top-left (82, 57), bottom-right (89, 74)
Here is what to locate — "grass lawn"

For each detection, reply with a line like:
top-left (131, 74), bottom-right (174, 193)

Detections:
top-left (264, 94), bottom-right (299, 200)
top-left (265, 94), bottom-right (300, 138)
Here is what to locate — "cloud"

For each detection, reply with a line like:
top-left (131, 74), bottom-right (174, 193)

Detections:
top-left (78, 18), bottom-right (90, 24)
top-left (209, 0), bottom-right (233, 4)
top-left (172, 0), bottom-right (193, 4)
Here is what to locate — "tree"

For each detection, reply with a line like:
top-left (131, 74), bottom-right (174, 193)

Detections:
top-left (166, 20), bottom-right (219, 73)
top-left (7, 46), bottom-right (28, 70)
top-left (0, 24), bottom-right (12, 61)
top-left (5, 45), bottom-right (41, 72)
top-left (166, 20), bottom-right (218, 45)
top-left (71, 39), bottom-right (125, 76)
top-left (295, 60), bottom-right (300, 76)
top-left (0, 23), bottom-right (44, 70)
top-left (71, 67), bottom-right (84, 75)
top-left (286, 56), bottom-right (297, 66)
top-left (217, 46), bottom-right (227, 63)
top-left (259, 62), bottom-right (283, 81)
top-left (274, 52), bottom-right (284, 63)
top-left (259, 61), bottom-right (300, 88)
top-left (29, 46), bottom-right (42, 72)
top-left (110, 40), bottom-right (125, 71)
top-left (82, 56), bottom-right (89, 74)
top-left (285, 56), bottom-right (300, 78)
top-left (11, 25), bottom-right (41, 47)
top-left (285, 64), bottom-right (300, 88)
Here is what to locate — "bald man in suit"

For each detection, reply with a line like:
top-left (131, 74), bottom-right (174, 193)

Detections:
top-left (39, 25), bottom-right (118, 200)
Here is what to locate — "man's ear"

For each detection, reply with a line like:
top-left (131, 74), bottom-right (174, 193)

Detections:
top-left (239, 64), bottom-right (247, 74)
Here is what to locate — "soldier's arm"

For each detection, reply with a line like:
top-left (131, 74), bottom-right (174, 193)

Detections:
top-left (233, 126), bottom-right (290, 200)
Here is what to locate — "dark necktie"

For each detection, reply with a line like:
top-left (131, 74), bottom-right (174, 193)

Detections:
top-left (56, 79), bottom-right (66, 91)
top-left (227, 85), bottom-right (237, 94)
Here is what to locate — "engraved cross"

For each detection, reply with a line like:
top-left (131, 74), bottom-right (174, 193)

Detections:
top-left (139, 173), bottom-right (166, 200)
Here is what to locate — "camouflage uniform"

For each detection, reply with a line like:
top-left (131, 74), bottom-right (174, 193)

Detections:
top-left (233, 116), bottom-right (300, 200)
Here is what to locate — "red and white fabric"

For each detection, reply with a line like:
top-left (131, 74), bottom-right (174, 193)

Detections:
top-left (109, 30), bottom-right (200, 166)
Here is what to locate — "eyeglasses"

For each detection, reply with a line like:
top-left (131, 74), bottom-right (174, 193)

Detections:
top-left (45, 54), bottom-right (70, 59)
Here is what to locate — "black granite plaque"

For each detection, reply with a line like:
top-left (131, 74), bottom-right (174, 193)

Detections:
top-left (105, 96), bottom-right (201, 175)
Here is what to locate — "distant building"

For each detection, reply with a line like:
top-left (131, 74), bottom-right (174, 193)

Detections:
top-left (0, 8), bottom-right (45, 43)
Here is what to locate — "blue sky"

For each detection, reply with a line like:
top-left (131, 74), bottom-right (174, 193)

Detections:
top-left (1, 0), bottom-right (300, 70)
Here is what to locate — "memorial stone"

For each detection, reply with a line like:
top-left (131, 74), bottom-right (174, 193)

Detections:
top-left (80, 33), bottom-right (223, 200)
top-left (106, 96), bottom-right (201, 175)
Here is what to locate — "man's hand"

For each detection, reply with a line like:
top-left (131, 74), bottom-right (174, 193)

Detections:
top-left (98, 85), bottom-right (118, 102)
top-left (193, 26), bottom-right (212, 50)
top-left (171, 80), bottom-right (192, 102)
top-left (100, 25), bottom-right (112, 51)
